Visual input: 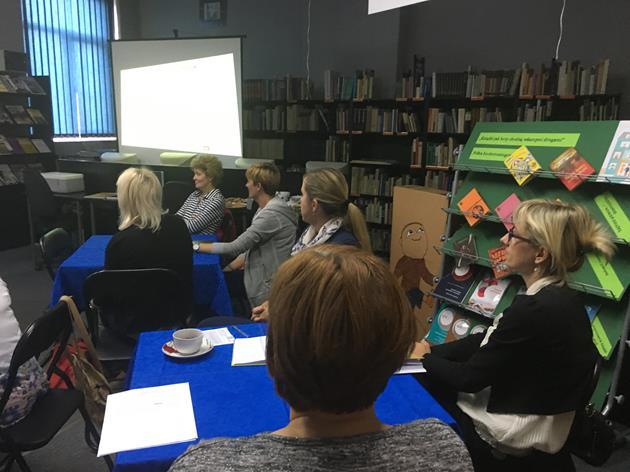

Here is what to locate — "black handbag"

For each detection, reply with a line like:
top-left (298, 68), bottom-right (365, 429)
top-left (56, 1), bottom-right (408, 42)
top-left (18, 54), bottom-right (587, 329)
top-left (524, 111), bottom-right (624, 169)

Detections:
top-left (569, 402), bottom-right (615, 466)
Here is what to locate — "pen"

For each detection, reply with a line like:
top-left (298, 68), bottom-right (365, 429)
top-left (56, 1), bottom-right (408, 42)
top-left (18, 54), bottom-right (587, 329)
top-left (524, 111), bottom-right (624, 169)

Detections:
top-left (230, 325), bottom-right (249, 338)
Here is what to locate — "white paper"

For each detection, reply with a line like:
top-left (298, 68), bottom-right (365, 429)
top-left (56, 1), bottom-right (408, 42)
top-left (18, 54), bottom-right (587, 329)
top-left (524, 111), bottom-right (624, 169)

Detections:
top-left (97, 383), bottom-right (197, 457)
top-left (203, 327), bottom-right (235, 346)
top-left (395, 361), bottom-right (426, 375)
top-left (231, 336), bottom-right (266, 366)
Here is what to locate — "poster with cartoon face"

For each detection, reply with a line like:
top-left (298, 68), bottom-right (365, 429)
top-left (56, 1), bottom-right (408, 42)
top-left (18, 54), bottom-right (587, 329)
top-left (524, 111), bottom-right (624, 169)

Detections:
top-left (390, 186), bottom-right (449, 338)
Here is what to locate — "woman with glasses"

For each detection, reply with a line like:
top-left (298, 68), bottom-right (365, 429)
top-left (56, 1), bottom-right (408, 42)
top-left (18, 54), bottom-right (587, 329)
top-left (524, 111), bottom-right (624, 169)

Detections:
top-left (413, 199), bottom-right (615, 471)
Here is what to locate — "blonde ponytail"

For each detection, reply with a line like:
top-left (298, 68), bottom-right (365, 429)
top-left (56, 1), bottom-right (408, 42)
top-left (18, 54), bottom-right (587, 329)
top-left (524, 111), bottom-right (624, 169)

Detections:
top-left (346, 203), bottom-right (372, 253)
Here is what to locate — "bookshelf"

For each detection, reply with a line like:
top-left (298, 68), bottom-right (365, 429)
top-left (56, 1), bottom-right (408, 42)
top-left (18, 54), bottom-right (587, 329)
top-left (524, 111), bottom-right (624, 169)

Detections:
top-left (432, 120), bottom-right (630, 419)
top-left (0, 74), bottom-right (56, 250)
top-left (243, 59), bottom-right (621, 257)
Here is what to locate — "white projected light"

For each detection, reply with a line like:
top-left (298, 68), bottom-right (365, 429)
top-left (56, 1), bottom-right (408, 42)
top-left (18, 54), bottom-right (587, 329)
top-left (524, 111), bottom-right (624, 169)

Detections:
top-left (120, 54), bottom-right (242, 156)
top-left (368, 0), bottom-right (429, 15)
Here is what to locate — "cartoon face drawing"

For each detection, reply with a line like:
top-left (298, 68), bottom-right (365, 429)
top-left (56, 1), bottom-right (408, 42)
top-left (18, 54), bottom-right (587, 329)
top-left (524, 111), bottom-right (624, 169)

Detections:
top-left (400, 222), bottom-right (428, 259)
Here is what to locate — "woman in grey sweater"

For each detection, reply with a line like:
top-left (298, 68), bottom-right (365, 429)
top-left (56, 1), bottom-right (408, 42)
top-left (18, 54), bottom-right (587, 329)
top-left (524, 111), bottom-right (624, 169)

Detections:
top-left (195, 163), bottom-right (297, 307)
top-left (169, 246), bottom-right (473, 472)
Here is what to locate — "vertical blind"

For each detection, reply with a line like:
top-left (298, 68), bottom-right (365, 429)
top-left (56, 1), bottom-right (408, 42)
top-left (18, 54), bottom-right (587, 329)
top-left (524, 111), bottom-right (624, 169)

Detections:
top-left (23, 0), bottom-right (115, 137)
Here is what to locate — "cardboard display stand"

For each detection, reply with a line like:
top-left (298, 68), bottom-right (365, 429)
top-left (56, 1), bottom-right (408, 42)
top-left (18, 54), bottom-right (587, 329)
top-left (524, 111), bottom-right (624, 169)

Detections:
top-left (389, 186), bottom-right (449, 337)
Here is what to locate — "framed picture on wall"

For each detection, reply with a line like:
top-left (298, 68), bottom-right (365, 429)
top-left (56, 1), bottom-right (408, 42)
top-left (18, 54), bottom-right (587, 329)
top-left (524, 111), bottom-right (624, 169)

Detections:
top-left (200, 0), bottom-right (226, 23)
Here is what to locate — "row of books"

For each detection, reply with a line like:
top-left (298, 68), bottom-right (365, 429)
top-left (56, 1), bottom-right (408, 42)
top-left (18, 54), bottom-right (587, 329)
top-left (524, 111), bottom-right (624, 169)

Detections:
top-left (425, 139), bottom-right (464, 167)
top-left (324, 136), bottom-right (350, 163)
top-left (369, 228), bottom-right (391, 254)
top-left (424, 170), bottom-right (455, 191)
top-left (410, 138), bottom-right (423, 167)
top-left (243, 105), bottom-right (285, 131)
top-left (515, 101), bottom-right (553, 122)
top-left (352, 197), bottom-right (393, 225)
top-left (0, 105), bottom-right (48, 125)
top-left (579, 98), bottom-right (619, 121)
top-left (518, 59), bottom-right (610, 97)
top-left (324, 70), bottom-right (375, 101)
top-left (0, 162), bottom-right (45, 187)
top-left (425, 58), bottom-right (610, 98)
top-left (350, 167), bottom-right (420, 197)
top-left (353, 107), bottom-right (421, 134)
top-left (243, 138), bottom-right (284, 160)
top-left (243, 77), bottom-right (313, 102)
top-left (0, 134), bottom-right (52, 155)
top-left (0, 75), bottom-right (46, 95)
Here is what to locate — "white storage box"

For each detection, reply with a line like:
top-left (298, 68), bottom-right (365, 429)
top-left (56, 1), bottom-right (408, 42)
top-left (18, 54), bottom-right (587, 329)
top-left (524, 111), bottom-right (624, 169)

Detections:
top-left (41, 172), bottom-right (85, 193)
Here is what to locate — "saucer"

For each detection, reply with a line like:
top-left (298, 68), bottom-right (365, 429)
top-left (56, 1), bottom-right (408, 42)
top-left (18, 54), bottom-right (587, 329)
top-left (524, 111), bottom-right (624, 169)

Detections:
top-left (162, 338), bottom-right (213, 359)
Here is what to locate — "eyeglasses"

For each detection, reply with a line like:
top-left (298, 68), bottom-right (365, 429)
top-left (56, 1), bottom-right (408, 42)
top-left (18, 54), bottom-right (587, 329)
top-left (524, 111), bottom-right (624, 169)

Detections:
top-left (507, 227), bottom-right (536, 245)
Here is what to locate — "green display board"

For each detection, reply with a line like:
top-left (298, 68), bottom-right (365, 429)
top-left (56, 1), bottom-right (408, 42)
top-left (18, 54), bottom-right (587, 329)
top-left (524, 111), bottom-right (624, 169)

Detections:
top-left (440, 120), bottom-right (630, 408)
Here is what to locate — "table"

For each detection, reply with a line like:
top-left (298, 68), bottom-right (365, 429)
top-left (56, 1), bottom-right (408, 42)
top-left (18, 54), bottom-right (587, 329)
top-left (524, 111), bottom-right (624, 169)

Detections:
top-left (51, 235), bottom-right (233, 316)
top-left (113, 323), bottom-right (454, 472)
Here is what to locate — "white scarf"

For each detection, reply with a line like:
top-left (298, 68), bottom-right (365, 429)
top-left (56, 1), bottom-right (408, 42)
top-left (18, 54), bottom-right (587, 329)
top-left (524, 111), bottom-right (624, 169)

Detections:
top-left (291, 217), bottom-right (344, 256)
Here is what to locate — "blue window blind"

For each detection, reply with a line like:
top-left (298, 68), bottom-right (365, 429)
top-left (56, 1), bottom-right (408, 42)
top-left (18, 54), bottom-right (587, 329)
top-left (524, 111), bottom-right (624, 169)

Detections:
top-left (22, 0), bottom-right (115, 137)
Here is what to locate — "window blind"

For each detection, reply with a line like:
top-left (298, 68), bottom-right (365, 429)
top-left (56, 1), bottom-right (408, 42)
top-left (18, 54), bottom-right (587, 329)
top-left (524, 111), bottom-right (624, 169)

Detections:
top-left (23, 0), bottom-right (115, 137)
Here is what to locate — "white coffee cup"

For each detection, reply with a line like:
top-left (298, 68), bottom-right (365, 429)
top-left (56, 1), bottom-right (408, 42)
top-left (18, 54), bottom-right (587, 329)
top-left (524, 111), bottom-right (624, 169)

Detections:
top-left (172, 328), bottom-right (204, 355)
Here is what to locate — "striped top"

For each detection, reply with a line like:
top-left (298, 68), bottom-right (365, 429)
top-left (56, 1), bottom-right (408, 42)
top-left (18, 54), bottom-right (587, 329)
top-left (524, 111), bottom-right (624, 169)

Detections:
top-left (176, 188), bottom-right (225, 235)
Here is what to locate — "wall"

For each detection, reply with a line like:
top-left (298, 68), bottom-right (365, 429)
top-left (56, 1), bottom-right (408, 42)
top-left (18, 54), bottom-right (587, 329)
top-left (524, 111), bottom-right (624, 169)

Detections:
top-left (122, 0), bottom-right (401, 97)
top-left (398, 0), bottom-right (630, 116)
top-left (0, 0), bottom-right (24, 53)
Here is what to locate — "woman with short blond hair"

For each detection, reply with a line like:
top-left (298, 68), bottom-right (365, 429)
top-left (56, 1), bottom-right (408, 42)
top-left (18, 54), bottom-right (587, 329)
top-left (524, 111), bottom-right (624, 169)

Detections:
top-left (170, 246), bottom-right (473, 472)
top-left (106, 168), bottom-right (192, 335)
top-left (177, 154), bottom-right (225, 235)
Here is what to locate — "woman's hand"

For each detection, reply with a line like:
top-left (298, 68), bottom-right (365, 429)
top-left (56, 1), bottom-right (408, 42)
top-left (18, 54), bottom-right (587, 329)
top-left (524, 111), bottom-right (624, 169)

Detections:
top-left (409, 340), bottom-right (431, 360)
top-left (251, 300), bottom-right (269, 322)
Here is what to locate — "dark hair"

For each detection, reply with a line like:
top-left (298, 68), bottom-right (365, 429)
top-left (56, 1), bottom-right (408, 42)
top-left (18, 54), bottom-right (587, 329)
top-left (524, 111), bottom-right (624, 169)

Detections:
top-left (266, 245), bottom-right (417, 414)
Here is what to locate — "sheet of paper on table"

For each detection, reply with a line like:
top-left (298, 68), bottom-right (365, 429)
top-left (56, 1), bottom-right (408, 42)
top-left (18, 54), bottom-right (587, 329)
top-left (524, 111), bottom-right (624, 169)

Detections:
top-left (203, 327), bottom-right (235, 346)
top-left (231, 336), bottom-right (267, 366)
top-left (395, 360), bottom-right (426, 375)
top-left (97, 383), bottom-right (197, 457)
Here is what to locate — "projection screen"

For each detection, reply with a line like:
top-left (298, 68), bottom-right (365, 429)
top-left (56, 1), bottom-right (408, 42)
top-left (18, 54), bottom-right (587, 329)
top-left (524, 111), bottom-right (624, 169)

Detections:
top-left (111, 37), bottom-right (243, 167)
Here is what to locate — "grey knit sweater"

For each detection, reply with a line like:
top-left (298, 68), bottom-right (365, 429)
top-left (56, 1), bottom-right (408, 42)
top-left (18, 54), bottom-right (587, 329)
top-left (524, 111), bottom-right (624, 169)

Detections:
top-left (168, 419), bottom-right (473, 472)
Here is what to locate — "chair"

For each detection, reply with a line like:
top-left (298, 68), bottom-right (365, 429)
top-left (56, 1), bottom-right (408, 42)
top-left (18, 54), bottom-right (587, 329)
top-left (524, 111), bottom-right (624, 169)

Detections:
top-left (163, 181), bottom-right (193, 214)
top-left (490, 355), bottom-right (606, 471)
top-left (0, 302), bottom-right (110, 472)
top-left (22, 167), bottom-right (60, 238)
top-left (216, 208), bottom-right (237, 243)
top-left (39, 228), bottom-right (74, 280)
top-left (84, 269), bottom-right (192, 365)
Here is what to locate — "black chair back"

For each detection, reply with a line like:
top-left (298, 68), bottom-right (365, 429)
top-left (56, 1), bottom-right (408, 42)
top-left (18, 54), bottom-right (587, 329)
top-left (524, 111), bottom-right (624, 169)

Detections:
top-left (40, 227), bottom-right (74, 280)
top-left (163, 181), bottom-right (193, 214)
top-left (23, 167), bottom-right (59, 235)
top-left (0, 302), bottom-right (72, 416)
top-left (84, 268), bottom-right (191, 340)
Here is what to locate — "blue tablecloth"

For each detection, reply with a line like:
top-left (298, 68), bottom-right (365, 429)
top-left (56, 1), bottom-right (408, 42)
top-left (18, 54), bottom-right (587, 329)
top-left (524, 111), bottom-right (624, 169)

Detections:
top-left (114, 324), bottom-right (454, 472)
top-left (50, 235), bottom-right (232, 316)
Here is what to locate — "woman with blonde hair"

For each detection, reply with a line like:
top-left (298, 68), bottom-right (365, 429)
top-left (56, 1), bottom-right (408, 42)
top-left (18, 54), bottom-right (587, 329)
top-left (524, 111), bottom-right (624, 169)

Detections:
top-left (291, 168), bottom-right (370, 254)
top-left (170, 246), bottom-right (473, 472)
top-left (176, 154), bottom-right (225, 235)
top-left (251, 167), bottom-right (371, 321)
top-left (414, 199), bottom-right (616, 471)
top-left (105, 167), bottom-right (192, 305)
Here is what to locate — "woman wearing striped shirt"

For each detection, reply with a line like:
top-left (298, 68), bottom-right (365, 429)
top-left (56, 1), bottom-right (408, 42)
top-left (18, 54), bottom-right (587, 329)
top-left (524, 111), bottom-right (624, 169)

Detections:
top-left (177, 154), bottom-right (225, 235)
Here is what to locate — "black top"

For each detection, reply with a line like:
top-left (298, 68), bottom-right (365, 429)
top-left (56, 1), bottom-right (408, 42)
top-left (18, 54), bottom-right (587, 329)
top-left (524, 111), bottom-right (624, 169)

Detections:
top-left (327, 228), bottom-right (359, 246)
top-left (423, 285), bottom-right (596, 415)
top-left (105, 214), bottom-right (193, 294)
